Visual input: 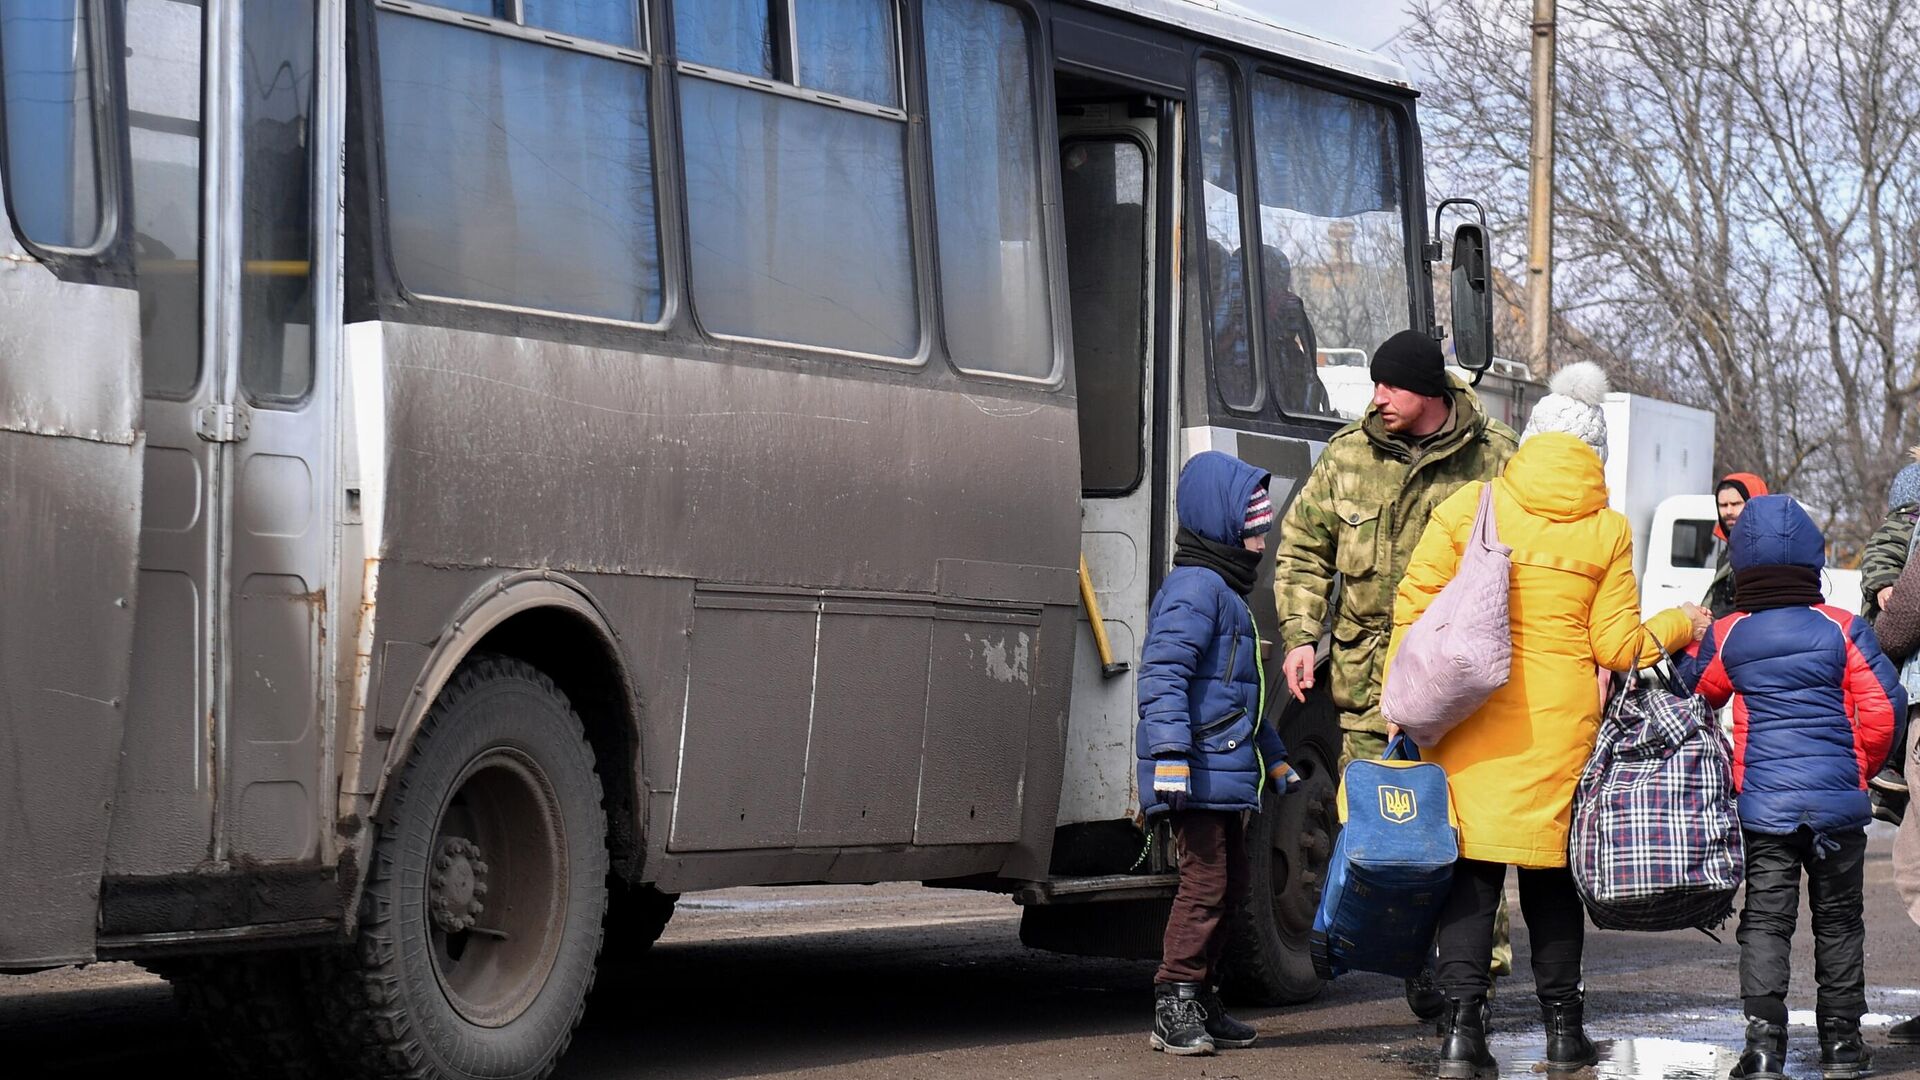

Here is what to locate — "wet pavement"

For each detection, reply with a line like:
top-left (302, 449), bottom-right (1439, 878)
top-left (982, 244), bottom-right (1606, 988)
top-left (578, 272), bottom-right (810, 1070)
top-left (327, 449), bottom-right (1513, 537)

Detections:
top-left (4, 827), bottom-right (1919, 1078)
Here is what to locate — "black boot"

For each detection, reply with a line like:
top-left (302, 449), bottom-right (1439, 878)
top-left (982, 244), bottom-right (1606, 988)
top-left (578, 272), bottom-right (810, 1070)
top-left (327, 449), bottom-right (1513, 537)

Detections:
top-left (1150, 982), bottom-right (1215, 1056)
top-left (1817, 1016), bottom-right (1873, 1080)
top-left (1437, 997), bottom-right (1496, 1079)
top-left (1541, 993), bottom-right (1598, 1071)
top-left (1195, 986), bottom-right (1257, 1049)
top-left (1729, 1018), bottom-right (1788, 1080)
top-left (1888, 1015), bottom-right (1920, 1045)
top-left (1407, 969), bottom-right (1448, 1023)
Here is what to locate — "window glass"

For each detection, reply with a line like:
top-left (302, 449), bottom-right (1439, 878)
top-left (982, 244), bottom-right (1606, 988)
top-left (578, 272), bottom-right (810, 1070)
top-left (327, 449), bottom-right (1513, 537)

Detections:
top-left (125, 0), bottom-right (202, 398)
top-left (1197, 58), bottom-right (1256, 410)
top-left (378, 13), bottom-right (662, 323)
top-left (523, 0), bottom-right (639, 47)
top-left (796, 0), bottom-right (896, 107)
top-left (1251, 73), bottom-right (1408, 419)
top-left (925, 0), bottom-right (1051, 378)
top-left (429, 0), bottom-right (502, 16)
top-left (680, 76), bottom-right (915, 356)
top-left (240, 2), bottom-right (314, 403)
top-left (0, 0), bottom-right (102, 249)
top-left (1061, 139), bottom-right (1147, 494)
top-left (1672, 519), bottom-right (1717, 569)
top-left (675, 0), bottom-right (774, 78)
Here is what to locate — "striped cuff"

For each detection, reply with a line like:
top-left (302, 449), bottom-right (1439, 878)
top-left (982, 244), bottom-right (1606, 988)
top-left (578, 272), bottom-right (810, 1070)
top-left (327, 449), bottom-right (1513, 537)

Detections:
top-left (1152, 761), bottom-right (1191, 791)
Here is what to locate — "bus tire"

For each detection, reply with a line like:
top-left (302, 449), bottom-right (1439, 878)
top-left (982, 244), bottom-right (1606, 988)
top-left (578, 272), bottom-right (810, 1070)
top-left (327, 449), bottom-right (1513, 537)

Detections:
top-left (162, 952), bottom-right (336, 1080)
top-left (311, 655), bottom-right (608, 1080)
top-left (603, 880), bottom-right (676, 958)
top-left (1220, 691), bottom-right (1338, 1006)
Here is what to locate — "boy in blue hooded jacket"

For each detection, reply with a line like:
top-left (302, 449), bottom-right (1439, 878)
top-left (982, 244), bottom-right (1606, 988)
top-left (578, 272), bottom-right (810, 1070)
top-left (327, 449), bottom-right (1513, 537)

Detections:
top-left (1138, 450), bottom-right (1298, 1056)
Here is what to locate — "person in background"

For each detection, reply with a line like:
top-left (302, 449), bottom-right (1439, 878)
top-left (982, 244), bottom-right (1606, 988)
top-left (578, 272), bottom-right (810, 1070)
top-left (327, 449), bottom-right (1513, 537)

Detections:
top-left (1704, 473), bottom-right (1768, 619)
top-left (1862, 448), bottom-right (1920, 622)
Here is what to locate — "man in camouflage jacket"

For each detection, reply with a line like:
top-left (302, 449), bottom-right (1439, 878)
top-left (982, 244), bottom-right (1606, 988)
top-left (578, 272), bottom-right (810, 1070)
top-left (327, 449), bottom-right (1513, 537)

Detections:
top-left (1863, 459), bottom-right (1920, 621)
top-left (1273, 330), bottom-right (1518, 767)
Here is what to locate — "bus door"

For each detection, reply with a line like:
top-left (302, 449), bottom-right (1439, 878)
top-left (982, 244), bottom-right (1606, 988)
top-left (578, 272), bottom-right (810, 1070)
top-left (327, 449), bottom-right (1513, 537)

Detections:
top-left (107, 0), bottom-right (333, 888)
top-left (0, 0), bottom-right (142, 966)
top-left (1057, 96), bottom-right (1170, 827)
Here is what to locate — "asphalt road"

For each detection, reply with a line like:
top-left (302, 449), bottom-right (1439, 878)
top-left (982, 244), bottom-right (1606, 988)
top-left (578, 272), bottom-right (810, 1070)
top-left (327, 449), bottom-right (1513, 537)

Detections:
top-left (6, 828), bottom-right (1920, 1079)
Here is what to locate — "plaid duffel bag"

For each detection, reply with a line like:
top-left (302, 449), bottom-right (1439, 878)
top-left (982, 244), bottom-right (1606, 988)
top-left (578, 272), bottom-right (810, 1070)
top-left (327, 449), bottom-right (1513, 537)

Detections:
top-left (1570, 655), bottom-right (1742, 932)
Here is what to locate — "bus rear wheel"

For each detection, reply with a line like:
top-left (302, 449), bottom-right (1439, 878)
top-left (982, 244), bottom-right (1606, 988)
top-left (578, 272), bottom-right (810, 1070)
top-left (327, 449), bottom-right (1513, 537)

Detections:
top-left (311, 656), bottom-right (608, 1080)
top-left (1220, 694), bottom-right (1338, 1006)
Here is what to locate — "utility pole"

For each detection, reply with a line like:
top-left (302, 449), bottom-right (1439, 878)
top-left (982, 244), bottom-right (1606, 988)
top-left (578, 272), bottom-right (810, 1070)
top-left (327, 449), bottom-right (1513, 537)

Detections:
top-left (1526, 0), bottom-right (1557, 376)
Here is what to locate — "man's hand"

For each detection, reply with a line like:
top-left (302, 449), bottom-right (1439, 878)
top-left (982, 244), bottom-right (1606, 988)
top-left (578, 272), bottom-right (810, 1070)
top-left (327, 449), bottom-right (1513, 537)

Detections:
top-left (1880, 586), bottom-right (1895, 612)
top-left (1681, 601), bottom-right (1712, 642)
top-left (1283, 644), bottom-right (1317, 701)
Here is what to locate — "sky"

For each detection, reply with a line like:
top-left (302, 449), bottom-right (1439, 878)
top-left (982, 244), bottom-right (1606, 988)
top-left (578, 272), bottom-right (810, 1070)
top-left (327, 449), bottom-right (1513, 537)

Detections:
top-left (1236, 0), bottom-right (1420, 59)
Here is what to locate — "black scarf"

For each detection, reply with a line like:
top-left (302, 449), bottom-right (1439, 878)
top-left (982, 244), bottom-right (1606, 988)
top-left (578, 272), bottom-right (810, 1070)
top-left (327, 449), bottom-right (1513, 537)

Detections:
top-left (1734, 564), bottom-right (1825, 612)
top-left (1174, 526), bottom-right (1261, 597)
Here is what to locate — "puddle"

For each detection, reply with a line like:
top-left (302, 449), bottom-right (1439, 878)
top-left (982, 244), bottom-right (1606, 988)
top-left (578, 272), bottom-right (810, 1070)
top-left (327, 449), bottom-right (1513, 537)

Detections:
top-left (1483, 1002), bottom-right (1916, 1079)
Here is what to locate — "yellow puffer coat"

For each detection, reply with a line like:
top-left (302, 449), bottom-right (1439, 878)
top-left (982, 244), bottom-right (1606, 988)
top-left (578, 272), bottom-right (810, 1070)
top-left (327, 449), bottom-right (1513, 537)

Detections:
top-left (1385, 433), bottom-right (1695, 868)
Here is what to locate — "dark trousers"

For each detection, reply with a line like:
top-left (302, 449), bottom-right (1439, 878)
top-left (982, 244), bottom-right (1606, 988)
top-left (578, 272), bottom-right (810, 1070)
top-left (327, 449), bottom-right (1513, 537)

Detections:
top-left (1156, 809), bottom-right (1250, 985)
top-left (1738, 827), bottom-right (1868, 1024)
top-left (1435, 858), bottom-right (1585, 1002)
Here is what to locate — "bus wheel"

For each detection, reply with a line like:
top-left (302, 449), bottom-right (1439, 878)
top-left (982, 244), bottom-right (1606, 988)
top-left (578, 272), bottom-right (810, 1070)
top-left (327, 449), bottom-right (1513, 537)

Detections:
top-left (603, 880), bottom-right (677, 958)
top-left (1221, 696), bottom-right (1338, 1006)
top-left (313, 656), bottom-right (608, 1080)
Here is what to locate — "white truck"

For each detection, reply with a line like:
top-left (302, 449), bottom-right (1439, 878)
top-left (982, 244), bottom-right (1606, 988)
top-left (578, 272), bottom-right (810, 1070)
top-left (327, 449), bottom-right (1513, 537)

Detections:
top-left (1603, 393), bottom-right (1863, 615)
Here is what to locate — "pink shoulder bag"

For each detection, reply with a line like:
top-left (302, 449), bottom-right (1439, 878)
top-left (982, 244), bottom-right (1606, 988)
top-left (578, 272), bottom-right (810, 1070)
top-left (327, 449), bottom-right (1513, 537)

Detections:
top-left (1381, 482), bottom-right (1514, 748)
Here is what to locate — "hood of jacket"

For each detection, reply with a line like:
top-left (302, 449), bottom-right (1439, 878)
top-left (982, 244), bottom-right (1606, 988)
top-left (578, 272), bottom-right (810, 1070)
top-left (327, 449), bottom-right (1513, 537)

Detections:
top-left (1714, 471), bottom-right (1770, 541)
top-left (1176, 450), bottom-right (1271, 547)
top-left (1730, 494), bottom-right (1825, 572)
top-left (1499, 432), bottom-right (1608, 523)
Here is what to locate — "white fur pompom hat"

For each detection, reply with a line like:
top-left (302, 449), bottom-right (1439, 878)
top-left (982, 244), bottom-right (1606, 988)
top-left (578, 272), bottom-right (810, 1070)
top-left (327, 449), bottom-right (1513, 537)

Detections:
top-left (1521, 361), bottom-right (1611, 462)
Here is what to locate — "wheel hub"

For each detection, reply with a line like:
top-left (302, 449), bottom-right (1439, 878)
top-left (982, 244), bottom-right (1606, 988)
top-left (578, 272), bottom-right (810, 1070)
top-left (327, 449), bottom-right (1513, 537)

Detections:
top-left (429, 837), bottom-right (490, 934)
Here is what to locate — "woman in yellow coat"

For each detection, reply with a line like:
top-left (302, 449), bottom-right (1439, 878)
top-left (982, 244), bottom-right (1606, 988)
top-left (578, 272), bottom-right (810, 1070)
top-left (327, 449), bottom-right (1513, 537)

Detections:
top-left (1383, 363), bottom-right (1709, 1077)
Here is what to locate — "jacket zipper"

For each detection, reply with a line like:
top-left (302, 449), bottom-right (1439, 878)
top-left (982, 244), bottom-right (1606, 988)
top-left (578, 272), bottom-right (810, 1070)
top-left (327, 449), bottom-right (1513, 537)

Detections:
top-left (1197, 707), bottom-right (1246, 739)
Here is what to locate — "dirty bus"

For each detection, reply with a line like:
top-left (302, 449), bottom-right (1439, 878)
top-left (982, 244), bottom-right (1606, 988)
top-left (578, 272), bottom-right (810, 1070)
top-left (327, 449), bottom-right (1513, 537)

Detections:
top-left (0, 0), bottom-right (1494, 1076)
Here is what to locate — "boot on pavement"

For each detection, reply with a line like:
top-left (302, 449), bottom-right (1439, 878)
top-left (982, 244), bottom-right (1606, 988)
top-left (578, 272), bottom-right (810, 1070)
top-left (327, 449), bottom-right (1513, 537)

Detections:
top-left (1406, 969), bottom-right (1447, 1024)
top-left (1196, 986), bottom-right (1257, 1049)
top-left (1540, 992), bottom-right (1598, 1072)
top-left (1437, 996), bottom-right (1496, 1079)
top-left (1150, 982), bottom-right (1215, 1056)
top-left (1816, 1016), bottom-right (1873, 1080)
top-left (1729, 1018), bottom-right (1788, 1080)
top-left (1887, 1015), bottom-right (1920, 1044)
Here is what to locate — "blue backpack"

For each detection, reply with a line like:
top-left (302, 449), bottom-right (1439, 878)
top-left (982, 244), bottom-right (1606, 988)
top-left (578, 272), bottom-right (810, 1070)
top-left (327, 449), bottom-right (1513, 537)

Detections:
top-left (1311, 736), bottom-right (1458, 980)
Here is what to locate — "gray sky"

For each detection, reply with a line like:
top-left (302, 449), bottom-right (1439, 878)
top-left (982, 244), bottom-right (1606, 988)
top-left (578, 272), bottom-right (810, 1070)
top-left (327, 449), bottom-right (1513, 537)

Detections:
top-left (1236, 0), bottom-right (1418, 56)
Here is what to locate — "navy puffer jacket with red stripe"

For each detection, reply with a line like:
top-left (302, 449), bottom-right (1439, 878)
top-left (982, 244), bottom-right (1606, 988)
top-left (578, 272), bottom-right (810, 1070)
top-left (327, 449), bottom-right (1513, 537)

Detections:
top-left (1676, 496), bottom-right (1904, 834)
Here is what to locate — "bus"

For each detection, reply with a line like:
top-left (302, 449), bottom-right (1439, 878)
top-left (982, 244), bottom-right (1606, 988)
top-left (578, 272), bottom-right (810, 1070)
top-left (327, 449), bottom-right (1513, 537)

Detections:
top-left (0, 0), bottom-right (1495, 1076)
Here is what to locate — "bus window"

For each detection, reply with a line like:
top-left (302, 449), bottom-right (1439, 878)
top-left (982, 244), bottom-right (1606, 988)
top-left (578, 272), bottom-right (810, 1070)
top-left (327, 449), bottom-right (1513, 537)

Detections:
top-left (1251, 74), bottom-right (1408, 418)
top-left (126, 0), bottom-right (203, 398)
top-left (675, 1), bottom-right (776, 79)
top-left (678, 1), bottom-right (916, 358)
top-left (0, 0), bottom-right (103, 251)
top-left (1195, 58), bottom-right (1258, 411)
top-left (239, 2), bottom-right (315, 404)
top-left (796, 0), bottom-right (898, 107)
top-left (523, 0), bottom-right (641, 47)
top-left (924, 0), bottom-right (1053, 380)
top-left (375, 10), bottom-right (663, 324)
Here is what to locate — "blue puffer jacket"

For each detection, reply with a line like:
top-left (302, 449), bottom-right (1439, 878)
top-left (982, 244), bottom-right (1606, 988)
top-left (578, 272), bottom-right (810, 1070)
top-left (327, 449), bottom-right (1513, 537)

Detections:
top-left (1676, 495), bottom-right (1905, 835)
top-left (1135, 451), bottom-right (1289, 815)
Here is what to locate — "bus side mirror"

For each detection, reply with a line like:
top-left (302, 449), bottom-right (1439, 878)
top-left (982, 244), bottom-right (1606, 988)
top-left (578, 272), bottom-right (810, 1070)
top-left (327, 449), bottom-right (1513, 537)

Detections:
top-left (1449, 221), bottom-right (1493, 375)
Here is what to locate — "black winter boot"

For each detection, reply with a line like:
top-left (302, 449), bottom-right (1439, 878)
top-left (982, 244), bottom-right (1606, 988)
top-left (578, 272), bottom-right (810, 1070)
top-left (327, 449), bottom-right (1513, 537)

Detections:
top-left (1150, 982), bottom-right (1215, 1056)
top-left (1406, 969), bottom-right (1448, 1024)
top-left (1887, 1015), bottom-right (1920, 1044)
top-left (1197, 986), bottom-right (1257, 1049)
top-left (1541, 993), bottom-right (1598, 1071)
top-left (1437, 997), bottom-right (1496, 1079)
top-left (1729, 1018), bottom-right (1788, 1080)
top-left (1817, 1016), bottom-right (1873, 1080)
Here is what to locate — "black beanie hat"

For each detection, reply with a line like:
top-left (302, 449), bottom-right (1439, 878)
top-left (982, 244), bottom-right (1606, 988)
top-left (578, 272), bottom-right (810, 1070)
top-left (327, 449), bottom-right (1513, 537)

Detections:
top-left (1369, 329), bottom-right (1448, 399)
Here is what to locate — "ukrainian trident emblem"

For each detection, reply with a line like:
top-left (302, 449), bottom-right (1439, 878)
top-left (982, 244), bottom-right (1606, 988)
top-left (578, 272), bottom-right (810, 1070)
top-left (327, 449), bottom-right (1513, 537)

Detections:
top-left (1379, 785), bottom-right (1418, 824)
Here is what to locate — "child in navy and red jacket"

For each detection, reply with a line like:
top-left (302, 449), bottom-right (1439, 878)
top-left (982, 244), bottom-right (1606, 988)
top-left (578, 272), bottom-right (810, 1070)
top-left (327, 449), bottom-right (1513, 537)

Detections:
top-left (1677, 494), bottom-right (1905, 1080)
top-left (1135, 451), bottom-right (1298, 1057)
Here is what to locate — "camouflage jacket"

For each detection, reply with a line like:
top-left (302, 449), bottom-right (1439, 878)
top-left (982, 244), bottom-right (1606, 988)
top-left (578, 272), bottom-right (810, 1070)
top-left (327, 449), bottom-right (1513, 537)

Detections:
top-left (1862, 503), bottom-right (1918, 619)
top-left (1274, 377), bottom-right (1518, 733)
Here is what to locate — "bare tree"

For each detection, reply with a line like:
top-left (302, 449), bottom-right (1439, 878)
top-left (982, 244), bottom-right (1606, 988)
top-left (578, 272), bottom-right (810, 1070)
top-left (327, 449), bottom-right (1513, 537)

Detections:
top-left (1407, 0), bottom-right (1920, 557)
